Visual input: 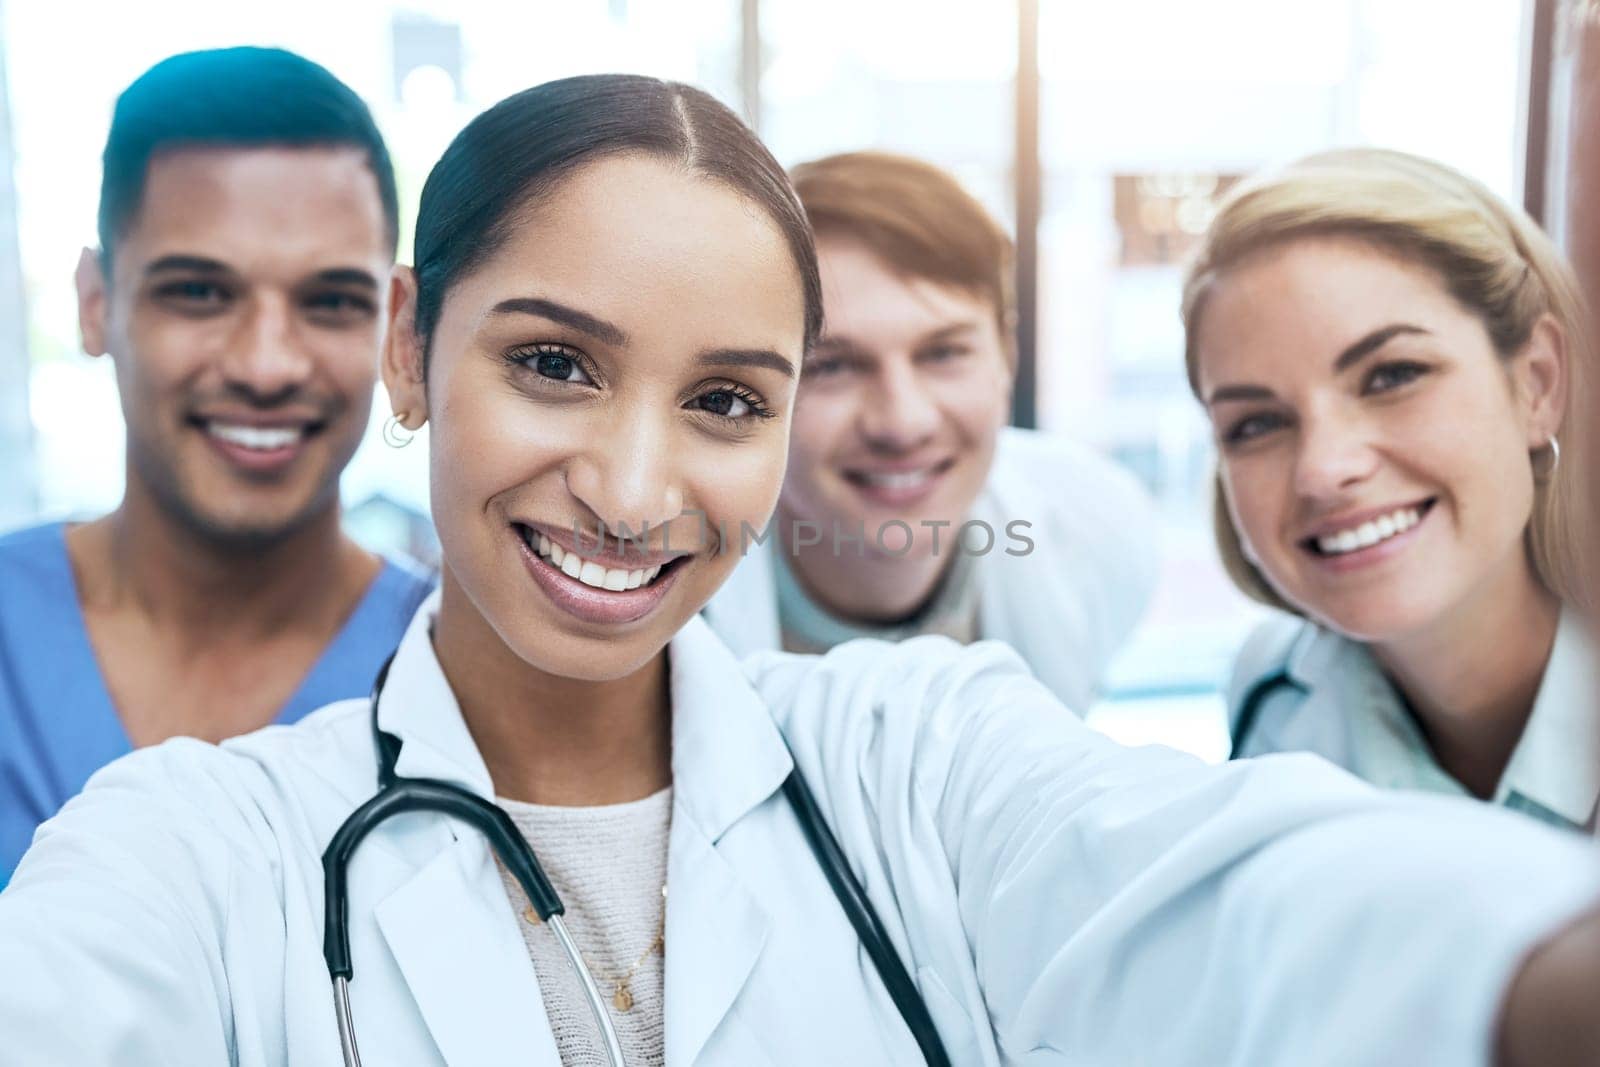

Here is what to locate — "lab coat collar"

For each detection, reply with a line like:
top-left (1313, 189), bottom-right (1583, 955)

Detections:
top-left (667, 609), bottom-right (795, 841)
top-left (1283, 611), bottom-right (1600, 828)
top-left (1282, 620), bottom-right (1345, 692)
top-left (372, 592), bottom-right (796, 1064)
top-left (1281, 626), bottom-right (1459, 793)
top-left (374, 591), bottom-right (497, 797)
top-left (375, 591), bottom-right (797, 837)
top-left (369, 595), bottom-right (556, 1066)
top-left (1493, 611), bottom-right (1600, 829)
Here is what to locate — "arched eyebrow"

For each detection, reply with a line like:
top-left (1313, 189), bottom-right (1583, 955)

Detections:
top-left (1332, 323), bottom-right (1429, 373)
top-left (1205, 323), bottom-right (1432, 406)
top-left (491, 296), bottom-right (628, 347)
top-left (697, 349), bottom-right (795, 378)
top-left (922, 320), bottom-right (983, 341)
top-left (490, 295), bottom-right (793, 377)
top-left (811, 335), bottom-right (865, 358)
top-left (1206, 383), bottom-right (1275, 406)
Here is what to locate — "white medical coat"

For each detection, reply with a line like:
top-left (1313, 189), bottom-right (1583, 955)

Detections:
top-left (1, 595), bottom-right (1595, 1065)
top-left (1228, 610), bottom-right (1600, 831)
top-left (703, 427), bottom-right (1160, 711)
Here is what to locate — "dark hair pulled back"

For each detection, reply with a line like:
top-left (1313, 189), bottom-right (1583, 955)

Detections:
top-left (411, 74), bottom-right (822, 365)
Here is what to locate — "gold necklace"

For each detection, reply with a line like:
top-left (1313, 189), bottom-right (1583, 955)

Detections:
top-left (523, 883), bottom-right (667, 1013)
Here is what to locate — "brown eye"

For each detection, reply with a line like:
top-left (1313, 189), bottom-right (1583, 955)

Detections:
top-left (303, 290), bottom-right (376, 324)
top-left (1225, 411), bottom-right (1287, 445)
top-left (155, 279), bottom-right (231, 311)
top-left (1364, 361), bottom-right (1428, 394)
top-left (698, 389), bottom-right (738, 417)
top-left (688, 383), bottom-right (771, 421)
top-left (919, 344), bottom-right (969, 363)
top-left (536, 352), bottom-right (577, 380)
top-left (505, 344), bottom-right (595, 386)
top-left (803, 354), bottom-right (863, 379)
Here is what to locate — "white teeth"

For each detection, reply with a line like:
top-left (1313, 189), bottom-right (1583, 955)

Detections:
top-left (1316, 506), bottom-right (1423, 556)
top-left (527, 530), bottom-right (671, 591)
top-left (207, 422), bottom-right (302, 451)
top-left (858, 468), bottom-right (934, 490)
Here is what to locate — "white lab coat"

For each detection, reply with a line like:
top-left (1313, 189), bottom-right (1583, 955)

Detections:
top-left (2, 594), bottom-right (1596, 1066)
top-left (1228, 610), bottom-right (1600, 830)
top-left (703, 427), bottom-right (1160, 711)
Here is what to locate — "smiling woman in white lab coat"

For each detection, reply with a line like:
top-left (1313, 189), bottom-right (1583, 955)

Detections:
top-left (4, 76), bottom-right (1600, 1067)
top-left (1184, 150), bottom-right (1599, 830)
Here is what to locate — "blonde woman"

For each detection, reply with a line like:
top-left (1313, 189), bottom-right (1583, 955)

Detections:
top-left (1185, 148), bottom-right (1597, 829)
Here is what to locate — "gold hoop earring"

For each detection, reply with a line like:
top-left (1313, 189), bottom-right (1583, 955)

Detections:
top-left (1535, 434), bottom-right (1560, 480)
top-left (383, 412), bottom-right (416, 449)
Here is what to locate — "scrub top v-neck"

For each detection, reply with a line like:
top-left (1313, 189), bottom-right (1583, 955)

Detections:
top-left (0, 522), bottom-right (433, 885)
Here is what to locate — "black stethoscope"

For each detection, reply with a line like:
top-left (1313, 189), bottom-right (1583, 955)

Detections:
top-left (320, 657), bottom-right (952, 1067)
top-left (1227, 669), bottom-right (1306, 759)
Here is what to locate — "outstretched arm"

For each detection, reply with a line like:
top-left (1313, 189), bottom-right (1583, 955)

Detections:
top-left (0, 740), bottom-right (270, 1064)
top-left (782, 637), bottom-right (1600, 1066)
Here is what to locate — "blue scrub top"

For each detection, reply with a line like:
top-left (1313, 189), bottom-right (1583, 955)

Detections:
top-left (0, 522), bottom-right (434, 886)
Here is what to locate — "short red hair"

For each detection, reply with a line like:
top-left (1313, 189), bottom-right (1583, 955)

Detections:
top-left (790, 151), bottom-right (1016, 361)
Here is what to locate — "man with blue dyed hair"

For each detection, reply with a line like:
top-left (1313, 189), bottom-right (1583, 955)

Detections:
top-left (0, 47), bottom-right (431, 883)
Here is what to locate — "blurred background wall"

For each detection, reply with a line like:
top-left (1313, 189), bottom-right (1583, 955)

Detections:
top-left (0, 0), bottom-right (1556, 757)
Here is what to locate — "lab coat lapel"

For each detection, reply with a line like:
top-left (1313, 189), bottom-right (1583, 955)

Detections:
top-left (367, 597), bottom-right (797, 1064)
top-left (375, 592), bottom-right (497, 791)
top-left (1494, 611), bottom-right (1600, 830)
top-left (369, 596), bottom-right (560, 1064)
top-left (1281, 628), bottom-right (1388, 773)
top-left (1288, 629), bottom-right (1459, 793)
top-left (375, 834), bottom-right (561, 1067)
top-left (662, 813), bottom-right (774, 1066)
top-left (662, 616), bottom-right (791, 1066)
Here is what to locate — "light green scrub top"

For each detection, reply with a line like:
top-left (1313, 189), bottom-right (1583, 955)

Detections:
top-left (772, 545), bottom-right (980, 655)
top-left (1227, 610), bottom-right (1600, 832)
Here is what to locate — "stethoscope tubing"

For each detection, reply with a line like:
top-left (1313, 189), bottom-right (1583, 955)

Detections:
top-left (781, 768), bottom-right (953, 1067)
top-left (324, 776), bottom-right (627, 1067)
top-left (548, 912), bottom-right (629, 1067)
top-left (324, 656), bottom-right (950, 1067)
top-left (322, 657), bottom-right (626, 1067)
top-left (333, 977), bottom-right (361, 1067)
top-left (1228, 669), bottom-right (1303, 760)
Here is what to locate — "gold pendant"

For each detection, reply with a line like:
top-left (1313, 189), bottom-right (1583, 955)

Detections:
top-left (612, 984), bottom-right (634, 1012)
